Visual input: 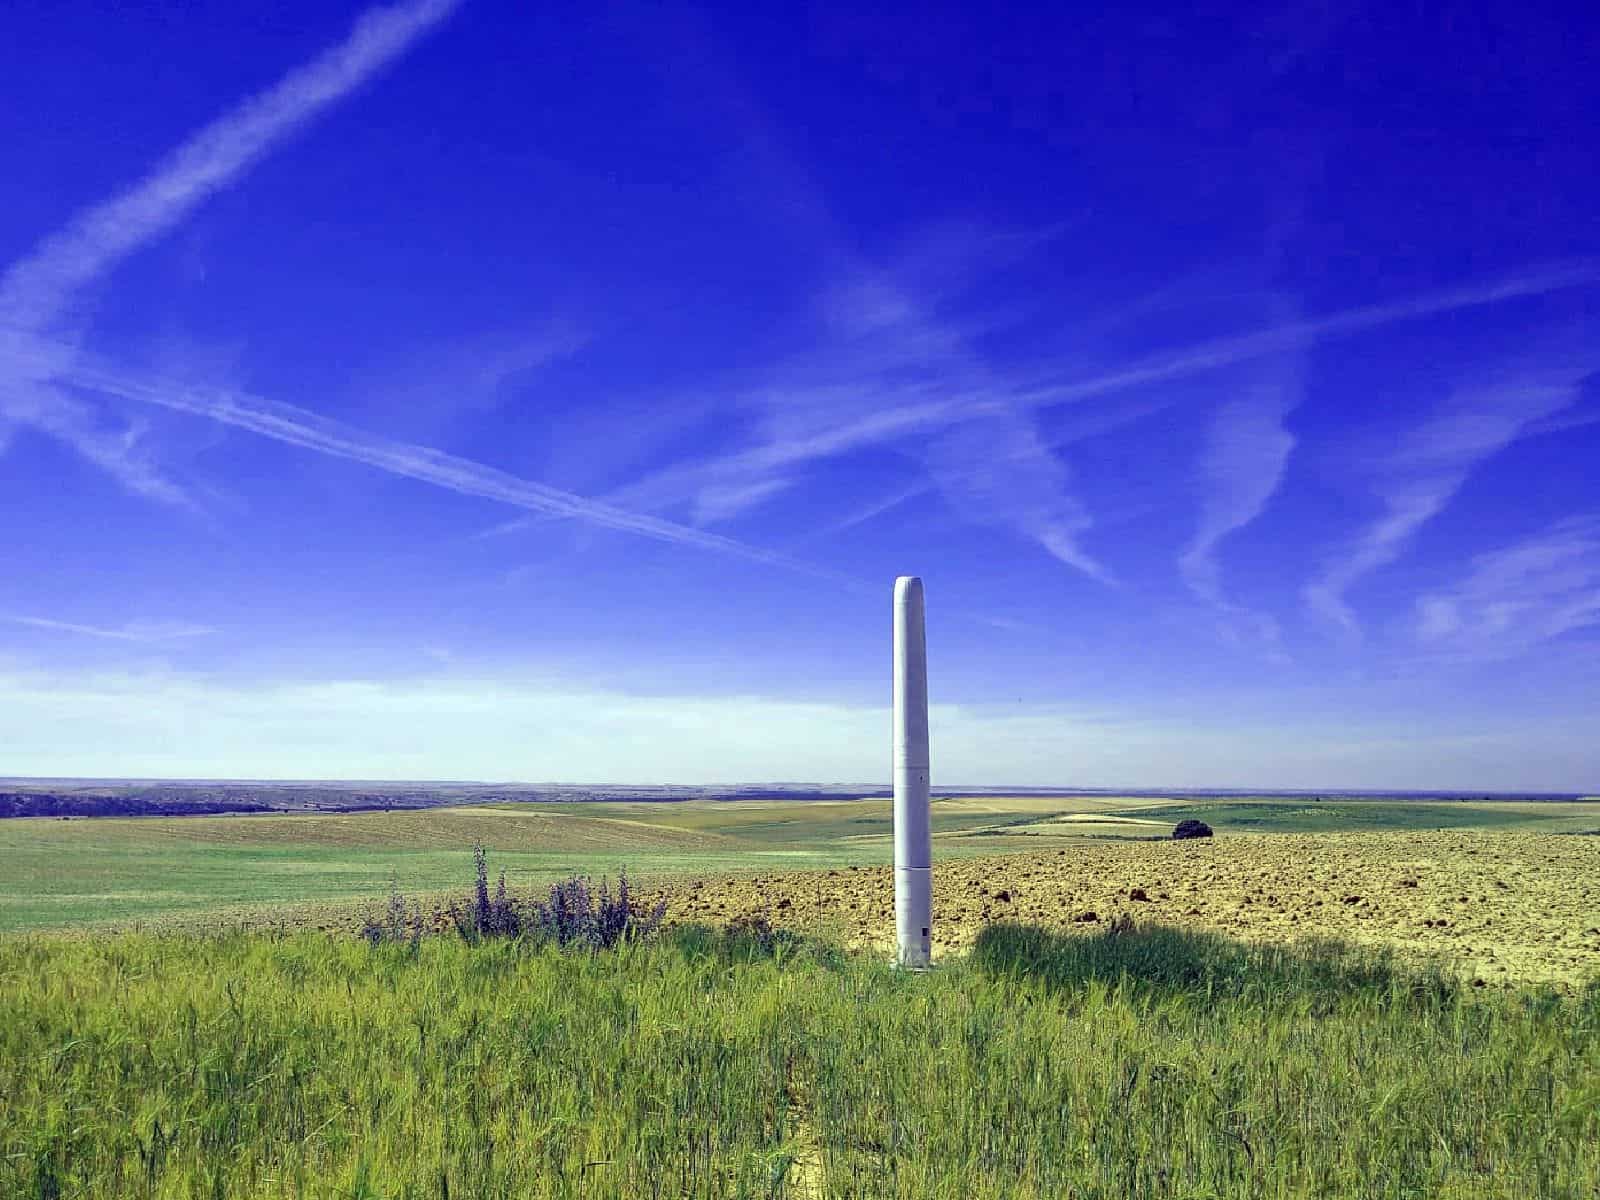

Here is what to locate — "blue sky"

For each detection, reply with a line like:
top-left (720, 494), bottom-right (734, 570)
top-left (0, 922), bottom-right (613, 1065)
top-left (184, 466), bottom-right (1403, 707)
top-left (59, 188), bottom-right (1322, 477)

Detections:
top-left (2, 0), bottom-right (1597, 789)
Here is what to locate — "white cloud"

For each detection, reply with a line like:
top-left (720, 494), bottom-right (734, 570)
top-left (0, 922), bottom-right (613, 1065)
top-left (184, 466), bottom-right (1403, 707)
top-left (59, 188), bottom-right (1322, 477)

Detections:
top-left (1, 667), bottom-right (1593, 791)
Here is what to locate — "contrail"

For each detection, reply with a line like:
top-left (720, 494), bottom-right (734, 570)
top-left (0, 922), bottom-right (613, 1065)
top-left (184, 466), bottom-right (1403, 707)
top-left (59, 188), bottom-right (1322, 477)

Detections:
top-left (556, 261), bottom-right (1600, 545)
top-left (0, 0), bottom-right (464, 507)
top-left (0, 0), bottom-right (463, 334)
top-left (59, 353), bottom-right (860, 586)
top-left (1016, 261), bottom-right (1599, 410)
top-left (0, 0), bottom-right (858, 587)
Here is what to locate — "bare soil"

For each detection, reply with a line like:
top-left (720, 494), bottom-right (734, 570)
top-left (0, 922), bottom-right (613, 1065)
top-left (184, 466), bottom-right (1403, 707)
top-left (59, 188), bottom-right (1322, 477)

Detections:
top-left (650, 829), bottom-right (1600, 986)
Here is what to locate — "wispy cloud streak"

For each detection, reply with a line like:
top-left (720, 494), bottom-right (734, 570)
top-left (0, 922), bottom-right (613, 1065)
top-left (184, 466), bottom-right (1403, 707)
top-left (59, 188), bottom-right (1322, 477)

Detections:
top-left (925, 409), bottom-right (1111, 582)
top-left (796, 480), bottom-right (934, 546)
top-left (0, 0), bottom-right (461, 335)
top-left (1413, 515), bottom-right (1600, 661)
top-left (853, 272), bottom-right (1114, 580)
top-left (0, 0), bottom-right (851, 586)
top-left (732, 262), bottom-right (1600, 490)
top-left (1178, 321), bottom-right (1303, 646)
top-left (1180, 391), bottom-right (1297, 605)
top-left (1016, 262), bottom-right (1599, 411)
top-left (592, 261), bottom-right (1598, 559)
top-left (4, 615), bottom-right (218, 643)
top-left (0, 0), bottom-right (463, 503)
top-left (58, 353), bottom-right (855, 583)
top-left (1306, 361), bottom-right (1593, 634)
top-left (2, 384), bottom-right (191, 507)
top-left (600, 253), bottom-right (1118, 579)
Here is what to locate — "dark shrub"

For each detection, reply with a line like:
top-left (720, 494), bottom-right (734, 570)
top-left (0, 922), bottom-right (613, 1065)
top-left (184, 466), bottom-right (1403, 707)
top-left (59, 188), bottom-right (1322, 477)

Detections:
top-left (445, 844), bottom-right (526, 942)
top-left (366, 849), bottom-right (665, 949)
top-left (532, 869), bottom-right (666, 950)
top-left (1172, 819), bottom-right (1214, 839)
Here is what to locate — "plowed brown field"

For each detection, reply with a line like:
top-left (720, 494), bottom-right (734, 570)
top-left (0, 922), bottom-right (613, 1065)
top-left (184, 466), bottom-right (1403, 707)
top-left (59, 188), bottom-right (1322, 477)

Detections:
top-left (650, 830), bottom-right (1600, 986)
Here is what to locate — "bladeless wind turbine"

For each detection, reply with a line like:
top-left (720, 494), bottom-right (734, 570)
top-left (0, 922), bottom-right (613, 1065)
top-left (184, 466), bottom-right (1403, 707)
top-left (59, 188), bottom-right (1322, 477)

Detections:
top-left (893, 575), bottom-right (932, 967)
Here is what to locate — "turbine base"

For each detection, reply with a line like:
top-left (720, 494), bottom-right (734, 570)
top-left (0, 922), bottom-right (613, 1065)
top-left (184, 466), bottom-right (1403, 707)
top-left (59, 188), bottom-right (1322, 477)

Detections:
top-left (894, 865), bottom-right (932, 967)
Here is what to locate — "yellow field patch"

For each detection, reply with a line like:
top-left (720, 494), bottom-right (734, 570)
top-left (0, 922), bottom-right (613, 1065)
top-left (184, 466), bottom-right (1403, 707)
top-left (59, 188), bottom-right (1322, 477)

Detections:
top-left (934, 795), bottom-right (1173, 815)
top-left (50, 807), bottom-right (738, 853)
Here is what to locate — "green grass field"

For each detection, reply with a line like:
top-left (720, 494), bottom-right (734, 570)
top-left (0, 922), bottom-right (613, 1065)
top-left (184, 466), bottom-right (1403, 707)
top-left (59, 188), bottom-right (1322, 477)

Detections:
top-left (5, 796), bottom-right (1598, 933)
top-left (6, 797), bottom-right (1599, 1196)
top-left (3, 923), bottom-right (1596, 1198)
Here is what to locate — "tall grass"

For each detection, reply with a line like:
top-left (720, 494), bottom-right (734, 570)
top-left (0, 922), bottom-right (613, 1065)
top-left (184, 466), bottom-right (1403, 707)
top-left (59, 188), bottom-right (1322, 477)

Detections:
top-left (2, 923), bottom-right (1596, 1198)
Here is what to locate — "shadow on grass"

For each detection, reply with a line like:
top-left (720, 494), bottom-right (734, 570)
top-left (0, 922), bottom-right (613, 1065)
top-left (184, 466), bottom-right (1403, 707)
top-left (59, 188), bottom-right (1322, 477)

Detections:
top-left (973, 921), bottom-right (1461, 1012)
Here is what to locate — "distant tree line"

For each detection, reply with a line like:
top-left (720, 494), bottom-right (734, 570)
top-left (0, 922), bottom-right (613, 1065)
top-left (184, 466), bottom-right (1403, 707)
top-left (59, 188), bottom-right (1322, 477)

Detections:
top-left (0, 793), bottom-right (277, 819)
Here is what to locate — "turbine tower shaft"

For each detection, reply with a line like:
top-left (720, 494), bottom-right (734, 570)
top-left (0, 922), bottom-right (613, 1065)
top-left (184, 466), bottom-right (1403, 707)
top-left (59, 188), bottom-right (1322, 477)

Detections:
top-left (893, 575), bottom-right (932, 967)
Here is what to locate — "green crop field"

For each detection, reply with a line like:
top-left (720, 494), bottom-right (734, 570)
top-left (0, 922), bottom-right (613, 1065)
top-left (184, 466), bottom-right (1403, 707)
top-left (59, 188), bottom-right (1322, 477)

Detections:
top-left (3, 923), bottom-right (1596, 1198)
top-left (5, 797), bottom-right (1599, 1196)
top-left (4, 796), bottom-right (1598, 933)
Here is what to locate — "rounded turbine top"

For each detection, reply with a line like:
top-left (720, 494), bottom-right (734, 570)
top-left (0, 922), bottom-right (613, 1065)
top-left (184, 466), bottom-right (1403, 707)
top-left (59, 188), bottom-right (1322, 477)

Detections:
top-left (894, 575), bottom-right (924, 603)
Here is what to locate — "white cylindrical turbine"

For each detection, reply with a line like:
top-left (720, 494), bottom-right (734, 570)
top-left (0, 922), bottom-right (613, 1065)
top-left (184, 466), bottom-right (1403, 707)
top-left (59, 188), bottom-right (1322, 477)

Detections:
top-left (893, 575), bottom-right (932, 967)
